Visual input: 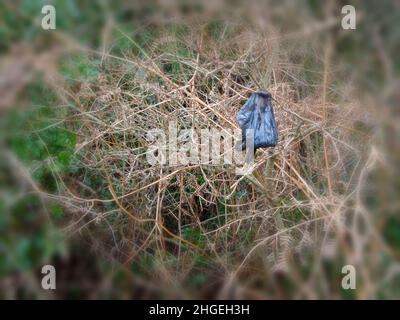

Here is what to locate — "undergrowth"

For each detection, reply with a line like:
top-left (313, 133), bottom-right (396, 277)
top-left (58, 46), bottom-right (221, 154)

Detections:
top-left (1, 0), bottom-right (399, 299)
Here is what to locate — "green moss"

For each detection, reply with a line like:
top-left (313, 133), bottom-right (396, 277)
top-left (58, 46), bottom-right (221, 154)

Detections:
top-left (60, 54), bottom-right (100, 83)
top-left (50, 205), bottom-right (64, 220)
top-left (182, 227), bottom-right (207, 248)
top-left (384, 216), bottom-right (400, 251)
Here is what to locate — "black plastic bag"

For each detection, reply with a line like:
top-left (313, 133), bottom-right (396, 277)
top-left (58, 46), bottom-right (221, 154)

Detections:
top-left (237, 91), bottom-right (278, 151)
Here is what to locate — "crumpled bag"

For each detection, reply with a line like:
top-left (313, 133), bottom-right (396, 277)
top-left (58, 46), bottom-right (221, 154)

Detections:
top-left (237, 91), bottom-right (278, 151)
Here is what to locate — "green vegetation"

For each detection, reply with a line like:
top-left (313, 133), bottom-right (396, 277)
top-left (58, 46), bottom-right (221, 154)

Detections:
top-left (0, 0), bottom-right (399, 299)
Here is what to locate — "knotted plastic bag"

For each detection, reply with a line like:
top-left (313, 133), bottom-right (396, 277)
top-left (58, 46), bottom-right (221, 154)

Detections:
top-left (237, 91), bottom-right (278, 151)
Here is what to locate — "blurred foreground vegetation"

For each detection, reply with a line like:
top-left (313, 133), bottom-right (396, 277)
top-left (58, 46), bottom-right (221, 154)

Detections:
top-left (0, 0), bottom-right (400, 299)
